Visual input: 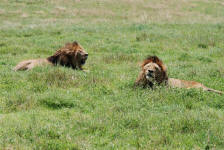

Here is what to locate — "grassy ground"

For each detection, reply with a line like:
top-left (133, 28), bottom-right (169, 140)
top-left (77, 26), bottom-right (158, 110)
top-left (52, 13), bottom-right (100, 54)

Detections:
top-left (0, 0), bottom-right (224, 149)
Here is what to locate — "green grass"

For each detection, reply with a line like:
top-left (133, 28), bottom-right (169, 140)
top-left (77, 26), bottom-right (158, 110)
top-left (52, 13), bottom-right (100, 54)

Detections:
top-left (0, 0), bottom-right (224, 149)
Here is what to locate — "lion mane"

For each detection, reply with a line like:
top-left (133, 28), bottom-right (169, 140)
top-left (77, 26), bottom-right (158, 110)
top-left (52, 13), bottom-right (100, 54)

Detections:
top-left (135, 56), bottom-right (223, 94)
top-left (14, 41), bottom-right (88, 71)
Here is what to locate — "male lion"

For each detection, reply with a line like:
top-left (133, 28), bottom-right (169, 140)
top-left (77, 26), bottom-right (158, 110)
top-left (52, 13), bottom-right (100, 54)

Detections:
top-left (135, 56), bottom-right (223, 94)
top-left (14, 41), bottom-right (88, 71)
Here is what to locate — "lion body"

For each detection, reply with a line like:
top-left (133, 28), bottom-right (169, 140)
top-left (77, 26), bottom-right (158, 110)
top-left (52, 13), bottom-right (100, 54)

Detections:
top-left (135, 56), bottom-right (223, 95)
top-left (168, 78), bottom-right (223, 94)
top-left (14, 41), bottom-right (88, 71)
top-left (14, 59), bottom-right (52, 71)
top-left (168, 78), bottom-right (204, 89)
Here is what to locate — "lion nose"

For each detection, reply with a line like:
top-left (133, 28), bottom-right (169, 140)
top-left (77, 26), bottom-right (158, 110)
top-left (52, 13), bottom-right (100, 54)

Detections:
top-left (148, 70), bottom-right (153, 74)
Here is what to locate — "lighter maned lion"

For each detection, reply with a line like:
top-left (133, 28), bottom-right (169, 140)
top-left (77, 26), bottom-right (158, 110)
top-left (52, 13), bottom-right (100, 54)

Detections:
top-left (135, 56), bottom-right (223, 94)
top-left (14, 41), bottom-right (88, 71)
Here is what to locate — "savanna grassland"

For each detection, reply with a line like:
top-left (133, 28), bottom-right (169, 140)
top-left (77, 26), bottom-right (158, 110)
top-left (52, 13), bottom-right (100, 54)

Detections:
top-left (0, 0), bottom-right (224, 149)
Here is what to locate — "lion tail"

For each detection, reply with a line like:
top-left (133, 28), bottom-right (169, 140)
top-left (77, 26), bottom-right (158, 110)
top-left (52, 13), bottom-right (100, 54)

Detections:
top-left (205, 87), bottom-right (223, 95)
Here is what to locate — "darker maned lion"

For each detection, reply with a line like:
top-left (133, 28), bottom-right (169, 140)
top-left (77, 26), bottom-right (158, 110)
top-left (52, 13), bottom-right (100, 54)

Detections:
top-left (135, 56), bottom-right (223, 94)
top-left (14, 41), bottom-right (88, 71)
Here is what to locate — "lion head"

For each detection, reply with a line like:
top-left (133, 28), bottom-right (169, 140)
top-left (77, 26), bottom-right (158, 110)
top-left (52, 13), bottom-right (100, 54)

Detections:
top-left (135, 56), bottom-right (168, 88)
top-left (47, 41), bottom-right (88, 70)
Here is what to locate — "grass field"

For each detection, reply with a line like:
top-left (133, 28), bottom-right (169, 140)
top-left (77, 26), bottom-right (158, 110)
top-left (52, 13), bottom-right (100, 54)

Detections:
top-left (0, 0), bottom-right (224, 149)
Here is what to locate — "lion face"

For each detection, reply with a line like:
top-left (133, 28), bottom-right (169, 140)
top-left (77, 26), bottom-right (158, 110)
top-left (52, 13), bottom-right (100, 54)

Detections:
top-left (143, 62), bottom-right (162, 83)
top-left (72, 42), bottom-right (88, 69)
top-left (76, 49), bottom-right (88, 66)
top-left (70, 41), bottom-right (88, 66)
top-left (135, 56), bottom-right (168, 88)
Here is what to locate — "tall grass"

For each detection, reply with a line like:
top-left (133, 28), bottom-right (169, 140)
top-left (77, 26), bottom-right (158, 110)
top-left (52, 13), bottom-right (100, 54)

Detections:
top-left (0, 0), bottom-right (224, 149)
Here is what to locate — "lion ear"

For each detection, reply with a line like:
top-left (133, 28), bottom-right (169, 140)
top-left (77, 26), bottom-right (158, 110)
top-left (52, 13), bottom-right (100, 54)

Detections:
top-left (72, 41), bottom-right (78, 46)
